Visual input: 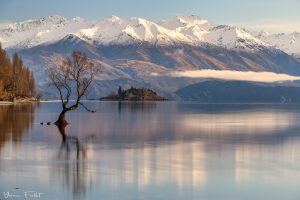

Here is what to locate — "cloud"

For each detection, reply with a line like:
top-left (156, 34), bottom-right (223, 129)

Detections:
top-left (169, 70), bottom-right (300, 83)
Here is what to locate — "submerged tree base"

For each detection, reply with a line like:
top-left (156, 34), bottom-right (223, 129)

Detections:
top-left (54, 120), bottom-right (69, 127)
top-left (54, 113), bottom-right (69, 127)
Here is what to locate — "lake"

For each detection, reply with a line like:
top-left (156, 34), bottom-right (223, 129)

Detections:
top-left (1, 102), bottom-right (300, 200)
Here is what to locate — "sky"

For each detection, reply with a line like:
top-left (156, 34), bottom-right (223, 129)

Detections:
top-left (0, 0), bottom-right (300, 32)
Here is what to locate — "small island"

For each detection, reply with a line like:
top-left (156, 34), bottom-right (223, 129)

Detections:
top-left (100, 86), bottom-right (167, 101)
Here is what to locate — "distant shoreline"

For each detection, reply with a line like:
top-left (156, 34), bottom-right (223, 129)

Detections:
top-left (99, 99), bottom-right (167, 101)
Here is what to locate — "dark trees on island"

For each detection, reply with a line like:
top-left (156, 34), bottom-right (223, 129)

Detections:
top-left (118, 86), bottom-right (123, 96)
top-left (49, 51), bottom-right (101, 127)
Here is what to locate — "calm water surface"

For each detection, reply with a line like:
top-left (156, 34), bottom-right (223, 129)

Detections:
top-left (1, 102), bottom-right (300, 200)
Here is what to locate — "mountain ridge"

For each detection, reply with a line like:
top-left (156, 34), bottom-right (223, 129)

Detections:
top-left (1, 15), bottom-right (299, 57)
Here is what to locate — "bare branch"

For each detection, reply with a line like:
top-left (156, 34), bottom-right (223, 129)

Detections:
top-left (79, 102), bottom-right (96, 113)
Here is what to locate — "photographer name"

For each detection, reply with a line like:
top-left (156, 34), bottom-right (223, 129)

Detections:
top-left (3, 191), bottom-right (43, 199)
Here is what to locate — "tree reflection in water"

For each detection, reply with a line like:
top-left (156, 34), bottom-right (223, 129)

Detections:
top-left (0, 104), bottom-right (35, 151)
top-left (54, 124), bottom-right (95, 199)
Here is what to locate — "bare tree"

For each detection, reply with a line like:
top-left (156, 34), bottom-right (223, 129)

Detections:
top-left (49, 51), bottom-right (100, 126)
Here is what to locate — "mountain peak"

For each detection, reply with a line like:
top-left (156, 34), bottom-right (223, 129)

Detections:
top-left (105, 15), bottom-right (122, 23)
top-left (7, 15), bottom-right (67, 32)
top-left (176, 15), bottom-right (205, 23)
top-left (255, 31), bottom-right (270, 39)
top-left (159, 15), bottom-right (209, 30)
top-left (34, 15), bottom-right (67, 24)
top-left (71, 16), bottom-right (84, 22)
top-left (61, 34), bottom-right (82, 42)
top-left (42, 15), bottom-right (66, 20)
top-left (292, 32), bottom-right (300, 37)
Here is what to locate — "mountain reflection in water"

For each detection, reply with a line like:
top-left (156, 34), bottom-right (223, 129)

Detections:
top-left (0, 102), bottom-right (300, 200)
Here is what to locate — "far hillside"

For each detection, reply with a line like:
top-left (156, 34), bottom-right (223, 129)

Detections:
top-left (176, 80), bottom-right (300, 103)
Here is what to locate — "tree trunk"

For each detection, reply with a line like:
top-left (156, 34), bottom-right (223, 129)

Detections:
top-left (55, 109), bottom-right (69, 127)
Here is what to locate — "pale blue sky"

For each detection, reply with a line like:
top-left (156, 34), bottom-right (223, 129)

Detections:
top-left (0, 0), bottom-right (299, 32)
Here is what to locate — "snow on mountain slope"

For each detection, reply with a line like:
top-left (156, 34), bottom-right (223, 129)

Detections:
top-left (255, 31), bottom-right (300, 58)
top-left (82, 16), bottom-right (191, 45)
top-left (1, 15), bottom-right (299, 56)
top-left (0, 15), bottom-right (192, 48)
top-left (0, 15), bottom-right (94, 48)
top-left (204, 25), bottom-right (266, 49)
top-left (159, 16), bottom-right (266, 49)
top-left (0, 15), bottom-right (267, 50)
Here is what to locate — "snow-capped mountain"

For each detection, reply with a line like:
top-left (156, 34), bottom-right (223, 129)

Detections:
top-left (0, 15), bottom-right (191, 48)
top-left (1, 15), bottom-right (300, 56)
top-left (0, 15), bottom-right (94, 48)
top-left (159, 15), bottom-right (266, 49)
top-left (0, 15), bottom-right (273, 50)
top-left (1, 15), bottom-right (299, 56)
top-left (255, 31), bottom-right (300, 58)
